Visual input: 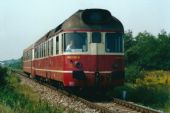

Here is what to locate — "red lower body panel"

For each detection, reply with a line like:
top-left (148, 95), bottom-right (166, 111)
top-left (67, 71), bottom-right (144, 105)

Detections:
top-left (23, 55), bottom-right (124, 87)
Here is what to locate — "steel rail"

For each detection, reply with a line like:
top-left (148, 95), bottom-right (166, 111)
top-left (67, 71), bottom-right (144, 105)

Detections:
top-left (112, 98), bottom-right (163, 113)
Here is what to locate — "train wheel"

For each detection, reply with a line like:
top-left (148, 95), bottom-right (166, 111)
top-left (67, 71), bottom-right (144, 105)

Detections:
top-left (59, 82), bottom-right (64, 89)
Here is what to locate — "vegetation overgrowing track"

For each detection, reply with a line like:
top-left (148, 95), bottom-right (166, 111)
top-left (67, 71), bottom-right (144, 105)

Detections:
top-left (13, 70), bottom-right (163, 113)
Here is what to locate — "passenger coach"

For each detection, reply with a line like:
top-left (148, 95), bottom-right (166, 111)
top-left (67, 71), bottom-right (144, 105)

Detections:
top-left (23, 9), bottom-right (124, 88)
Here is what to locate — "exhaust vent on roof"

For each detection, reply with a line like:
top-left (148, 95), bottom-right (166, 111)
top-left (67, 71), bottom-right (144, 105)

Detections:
top-left (82, 9), bottom-right (112, 25)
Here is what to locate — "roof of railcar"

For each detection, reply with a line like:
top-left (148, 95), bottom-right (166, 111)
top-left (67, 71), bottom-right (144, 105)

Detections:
top-left (34, 8), bottom-right (124, 46)
top-left (62, 9), bottom-right (124, 31)
top-left (23, 43), bottom-right (34, 52)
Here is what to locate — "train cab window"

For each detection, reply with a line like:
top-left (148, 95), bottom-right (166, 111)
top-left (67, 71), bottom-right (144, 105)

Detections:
top-left (64, 33), bottom-right (87, 52)
top-left (105, 33), bottom-right (123, 53)
top-left (56, 36), bottom-right (59, 54)
top-left (92, 32), bottom-right (101, 43)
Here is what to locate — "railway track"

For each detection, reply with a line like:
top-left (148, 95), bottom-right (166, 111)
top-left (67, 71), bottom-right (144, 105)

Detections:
top-left (13, 70), bottom-right (163, 113)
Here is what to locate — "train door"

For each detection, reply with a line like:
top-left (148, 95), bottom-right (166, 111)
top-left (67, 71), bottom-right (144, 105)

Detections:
top-left (31, 48), bottom-right (35, 78)
top-left (91, 32), bottom-right (104, 70)
top-left (91, 32), bottom-right (105, 86)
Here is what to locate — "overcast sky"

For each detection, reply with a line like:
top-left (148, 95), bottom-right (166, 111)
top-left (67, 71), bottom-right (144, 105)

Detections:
top-left (0, 0), bottom-right (170, 60)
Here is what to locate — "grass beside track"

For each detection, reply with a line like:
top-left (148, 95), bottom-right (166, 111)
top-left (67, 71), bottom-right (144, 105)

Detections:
top-left (0, 71), bottom-right (65, 113)
top-left (108, 70), bottom-right (170, 112)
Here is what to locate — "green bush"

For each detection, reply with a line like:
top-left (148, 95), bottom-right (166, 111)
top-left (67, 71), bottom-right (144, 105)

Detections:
top-left (125, 65), bottom-right (144, 83)
top-left (110, 83), bottom-right (170, 111)
top-left (125, 30), bottom-right (170, 70)
top-left (0, 66), bottom-right (8, 86)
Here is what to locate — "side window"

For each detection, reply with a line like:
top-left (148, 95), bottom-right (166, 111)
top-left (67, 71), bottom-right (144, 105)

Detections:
top-left (39, 45), bottom-right (41, 58)
top-left (46, 42), bottom-right (48, 56)
top-left (27, 51), bottom-right (29, 60)
top-left (40, 44), bottom-right (42, 58)
top-left (62, 34), bottom-right (64, 52)
top-left (48, 41), bottom-right (50, 56)
top-left (28, 50), bottom-right (30, 60)
top-left (56, 36), bottom-right (59, 54)
top-left (38, 46), bottom-right (40, 58)
top-left (51, 39), bottom-right (53, 55)
top-left (30, 49), bottom-right (32, 60)
top-left (41, 44), bottom-right (43, 57)
top-left (30, 50), bottom-right (31, 59)
top-left (37, 47), bottom-right (38, 58)
top-left (25, 53), bottom-right (26, 60)
top-left (28, 51), bottom-right (29, 60)
top-left (92, 32), bottom-right (101, 43)
top-left (34, 48), bottom-right (36, 58)
top-left (42, 44), bottom-right (43, 57)
top-left (35, 47), bottom-right (37, 58)
top-left (37, 46), bottom-right (39, 58)
top-left (27, 52), bottom-right (28, 60)
top-left (42, 44), bottom-right (44, 57)
top-left (43, 43), bottom-right (45, 57)
top-left (44, 43), bottom-right (46, 57)
top-left (29, 50), bottom-right (31, 60)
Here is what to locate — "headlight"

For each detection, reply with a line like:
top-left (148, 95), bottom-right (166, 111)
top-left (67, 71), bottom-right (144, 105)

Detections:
top-left (74, 61), bottom-right (82, 69)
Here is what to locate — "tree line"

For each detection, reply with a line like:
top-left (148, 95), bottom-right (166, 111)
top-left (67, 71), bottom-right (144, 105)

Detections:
top-left (124, 30), bottom-right (170, 82)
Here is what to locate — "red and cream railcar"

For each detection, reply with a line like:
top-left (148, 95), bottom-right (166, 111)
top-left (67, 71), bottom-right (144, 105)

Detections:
top-left (23, 44), bottom-right (34, 75)
top-left (23, 9), bottom-right (124, 88)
